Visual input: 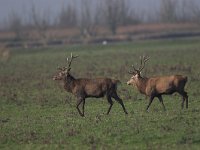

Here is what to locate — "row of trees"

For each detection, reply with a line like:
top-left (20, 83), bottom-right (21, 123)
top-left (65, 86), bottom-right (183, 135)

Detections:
top-left (4, 0), bottom-right (200, 41)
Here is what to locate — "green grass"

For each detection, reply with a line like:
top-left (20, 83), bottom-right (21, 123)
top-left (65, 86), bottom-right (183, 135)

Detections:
top-left (1, 38), bottom-right (200, 149)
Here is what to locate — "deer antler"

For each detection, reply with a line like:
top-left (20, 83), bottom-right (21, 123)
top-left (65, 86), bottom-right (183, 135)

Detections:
top-left (56, 53), bottom-right (78, 72)
top-left (129, 55), bottom-right (149, 74)
top-left (66, 53), bottom-right (79, 71)
top-left (128, 64), bottom-right (138, 74)
top-left (138, 56), bottom-right (149, 72)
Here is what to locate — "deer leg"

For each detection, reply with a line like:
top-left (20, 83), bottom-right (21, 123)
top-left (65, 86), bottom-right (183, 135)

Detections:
top-left (179, 91), bottom-right (188, 109)
top-left (107, 96), bottom-right (113, 115)
top-left (181, 96), bottom-right (185, 109)
top-left (183, 91), bottom-right (188, 109)
top-left (82, 99), bottom-right (85, 116)
top-left (112, 93), bottom-right (128, 114)
top-left (146, 96), bottom-right (154, 112)
top-left (181, 91), bottom-right (188, 109)
top-left (185, 93), bottom-right (188, 109)
top-left (158, 95), bottom-right (166, 111)
top-left (76, 98), bottom-right (84, 117)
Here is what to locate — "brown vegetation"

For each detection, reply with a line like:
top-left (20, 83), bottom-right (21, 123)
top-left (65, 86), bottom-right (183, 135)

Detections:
top-left (1, 22), bottom-right (199, 48)
top-left (0, 45), bottom-right (11, 61)
top-left (1, 0), bottom-right (200, 48)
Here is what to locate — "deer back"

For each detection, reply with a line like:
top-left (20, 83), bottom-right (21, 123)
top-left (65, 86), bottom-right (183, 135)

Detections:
top-left (72, 78), bottom-right (118, 98)
top-left (146, 75), bottom-right (187, 96)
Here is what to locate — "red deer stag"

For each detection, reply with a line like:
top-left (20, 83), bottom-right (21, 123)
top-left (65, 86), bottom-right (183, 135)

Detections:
top-left (127, 56), bottom-right (188, 111)
top-left (53, 53), bottom-right (128, 116)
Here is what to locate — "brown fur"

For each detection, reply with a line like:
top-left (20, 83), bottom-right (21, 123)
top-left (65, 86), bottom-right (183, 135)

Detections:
top-left (53, 72), bottom-right (128, 116)
top-left (127, 73), bottom-right (188, 111)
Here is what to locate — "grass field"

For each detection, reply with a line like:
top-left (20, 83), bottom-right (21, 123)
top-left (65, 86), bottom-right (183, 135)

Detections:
top-left (1, 38), bottom-right (200, 149)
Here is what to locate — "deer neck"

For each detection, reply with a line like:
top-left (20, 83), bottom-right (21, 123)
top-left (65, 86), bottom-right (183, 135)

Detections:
top-left (135, 76), bottom-right (148, 95)
top-left (64, 75), bottom-right (76, 93)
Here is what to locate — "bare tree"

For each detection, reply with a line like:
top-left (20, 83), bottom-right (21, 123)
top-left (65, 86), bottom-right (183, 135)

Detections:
top-left (8, 11), bottom-right (23, 41)
top-left (178, 0), bottom-right (191, 22)
top-left (78, 0), bottom-right (101, 38)
top-left (8, 11), bottom-right (31, 48)
top-left (30, 3), bottom-right (51, 46)
top-left (189, 1), bottom-right (200, 24)
top-left (118, 1), bottom-right (141, 25)
top-left (58, 2), bottom-right (77, 28)
top-left (103, 0), bottom-right (135, 34)
top-left (172, 0), bottom-right (197, 23)
top-left (160, 0), bottom-right (178, 23)
top-left (103, 0), bottom-right (121, 35)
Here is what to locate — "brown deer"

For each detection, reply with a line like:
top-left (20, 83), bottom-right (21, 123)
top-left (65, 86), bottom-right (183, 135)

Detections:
top-left (127, 56), bottom-right (188, 111)
top-left (53, 53), bottom-right (128, 117)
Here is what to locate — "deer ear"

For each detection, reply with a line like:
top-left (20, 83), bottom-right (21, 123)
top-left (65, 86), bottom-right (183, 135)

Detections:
top-left (135, 73), bottom-right (139, 78)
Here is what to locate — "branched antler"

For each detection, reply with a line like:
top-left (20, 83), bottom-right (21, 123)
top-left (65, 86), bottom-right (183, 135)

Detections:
top-left (128, 64), bottom-right (138, 74)
top-left (129, 55), bottom-right (150, 74)
top-left (66, 53), bottom-right (79, 71)
top-left (138, 56), bottom-right (149, 72)
top-left (56, 53), bottom-right (78, 72)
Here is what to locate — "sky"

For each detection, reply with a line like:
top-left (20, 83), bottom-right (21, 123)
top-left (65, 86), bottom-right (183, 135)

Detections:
top-left (0, 0), bottom-right (199, 28)
top-left (0, 0), bottom-right (160, 25)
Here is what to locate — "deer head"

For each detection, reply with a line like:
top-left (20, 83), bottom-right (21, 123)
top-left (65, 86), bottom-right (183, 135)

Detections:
top-left (127, 56), bottom-right (149, 85)
top-left (53, 53), bottom-right (78, 80)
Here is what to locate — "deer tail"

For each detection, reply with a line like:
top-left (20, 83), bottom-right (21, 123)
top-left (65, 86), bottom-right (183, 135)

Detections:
top-left (184, 76), bottom-right (188, 82)
top-left (182, 76), bottom-right (188, 84)
top-left (181, 76), bottom-right (188, 89)
top-left (113, 79), bottom-right (121, 85)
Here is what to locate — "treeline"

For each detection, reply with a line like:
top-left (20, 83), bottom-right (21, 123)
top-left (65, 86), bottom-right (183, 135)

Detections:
top-left (3, 0), bottom-right (200, 43)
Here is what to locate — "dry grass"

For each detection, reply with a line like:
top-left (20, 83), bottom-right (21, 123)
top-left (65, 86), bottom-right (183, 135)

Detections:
top-left (117, 23), bottom-right (200, 34)
top-left (0, 23), bottom-right (199, 40)
top-left (0, 23), bottom-right (199, 48)
top-left (0, 45), bottom-right (11, 61)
